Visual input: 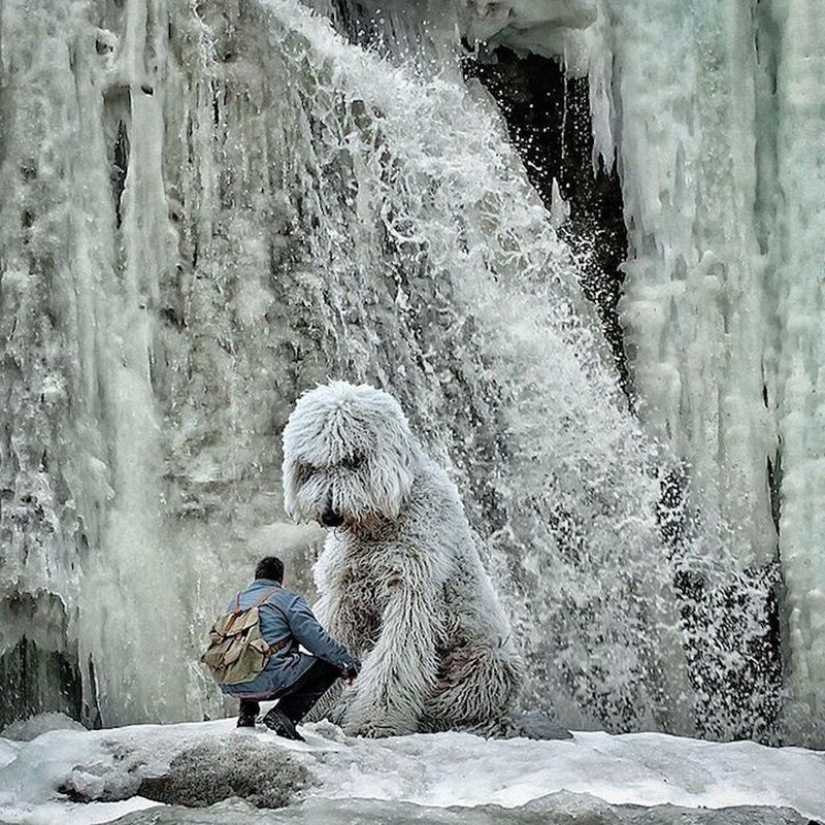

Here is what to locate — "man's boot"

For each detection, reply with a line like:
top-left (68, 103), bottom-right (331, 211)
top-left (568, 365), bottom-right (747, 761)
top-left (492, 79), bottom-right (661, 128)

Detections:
top-left (237, 699), bottom-right (260, 728)
top-left (262, 706), bottom-right (305, 742)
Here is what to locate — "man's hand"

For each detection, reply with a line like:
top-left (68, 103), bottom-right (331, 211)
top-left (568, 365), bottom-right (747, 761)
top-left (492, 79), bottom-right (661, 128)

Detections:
top-left (340, 658), bottom-right (361, 683)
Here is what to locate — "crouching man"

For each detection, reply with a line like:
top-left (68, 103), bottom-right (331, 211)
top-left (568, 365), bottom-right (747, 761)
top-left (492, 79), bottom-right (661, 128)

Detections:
top-left (221, 556), bottom-right (361, 741)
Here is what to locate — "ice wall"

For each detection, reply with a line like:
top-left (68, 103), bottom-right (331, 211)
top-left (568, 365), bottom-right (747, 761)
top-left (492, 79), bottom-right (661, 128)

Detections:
top-left (590, 0), bottom-right (825, 743)
top-left (772, 0), bottom-right (825, 743)
top-left (0, 0), bottom-right (784, 740)
top-left (0, 0), bottom-right (325, 726)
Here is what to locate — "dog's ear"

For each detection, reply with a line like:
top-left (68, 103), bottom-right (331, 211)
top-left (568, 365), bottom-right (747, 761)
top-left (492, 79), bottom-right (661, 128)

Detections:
top-left (282, 452), bottom-right (302, 521)
top-left (366, 437), bottom-right (417, 519)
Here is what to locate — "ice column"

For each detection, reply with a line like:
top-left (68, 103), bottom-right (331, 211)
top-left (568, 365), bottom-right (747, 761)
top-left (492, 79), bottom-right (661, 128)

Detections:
top-left (773, 0), bottom-right (825, 742)
top-left (0, 0), bottom-right (225, 726)
top-left (0, 0), bottom-right (112, 725)
top-left (75, 0), bottom-right (195, 725)
top-left (599, 0), bottom-right (777, 568)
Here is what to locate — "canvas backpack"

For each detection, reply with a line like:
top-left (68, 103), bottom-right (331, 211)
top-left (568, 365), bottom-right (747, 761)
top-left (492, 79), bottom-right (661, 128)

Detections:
top-left (201, 586), bottom-right (288, 685)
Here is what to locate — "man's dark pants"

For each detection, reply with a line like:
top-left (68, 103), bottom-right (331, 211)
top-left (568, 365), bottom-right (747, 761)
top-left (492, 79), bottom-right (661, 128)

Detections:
top-left (239, 658), bottom-right (340, 724)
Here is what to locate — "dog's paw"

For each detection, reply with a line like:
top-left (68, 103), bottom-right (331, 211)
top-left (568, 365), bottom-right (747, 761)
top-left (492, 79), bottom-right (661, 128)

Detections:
top-left (343, 719), bottom-right (399, 738)
top-left (342, 706), bottom-right (417, 738)
top-left (325, 682), bottom-right (358, 727)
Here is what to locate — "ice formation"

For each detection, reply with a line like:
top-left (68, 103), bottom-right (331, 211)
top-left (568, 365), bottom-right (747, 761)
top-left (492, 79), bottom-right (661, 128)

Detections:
top-left (0, 0), bottom-right (822, 747)
top-left (597, 0), bottom-right (824, 743)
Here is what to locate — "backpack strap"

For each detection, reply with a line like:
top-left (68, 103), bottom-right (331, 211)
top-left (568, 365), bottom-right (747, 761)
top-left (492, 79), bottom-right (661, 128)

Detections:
top-left (255, 586), bottom-right (280, 608)
top-left (224, 586), bottom-right (282, 634)
top-left (232, 585), bottom-right (279, 616)
top-left (268, 636), bottom-right (292, 655)
top-left (256, 586), bottom-right (293, 655)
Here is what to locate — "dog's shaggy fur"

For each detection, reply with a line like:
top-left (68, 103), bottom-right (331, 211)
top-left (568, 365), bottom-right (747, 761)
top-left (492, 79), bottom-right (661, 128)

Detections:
top-left (282, 381), bottom-right (523, 737)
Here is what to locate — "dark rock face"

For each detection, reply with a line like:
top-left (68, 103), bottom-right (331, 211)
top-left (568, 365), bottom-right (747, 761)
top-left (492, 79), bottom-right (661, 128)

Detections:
top-left (136, 738), bottom-right (310, 809)
top-left (56, 735), bottom-right (310, 809)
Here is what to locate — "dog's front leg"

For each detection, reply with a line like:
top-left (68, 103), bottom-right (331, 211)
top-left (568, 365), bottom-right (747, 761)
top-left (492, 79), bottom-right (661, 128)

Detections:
top-left (342, 576), bottom-right (440, 737)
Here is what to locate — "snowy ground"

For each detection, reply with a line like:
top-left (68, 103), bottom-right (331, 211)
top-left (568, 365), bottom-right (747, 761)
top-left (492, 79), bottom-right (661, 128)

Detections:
top-left (0, 714), bottom-right (823, 824)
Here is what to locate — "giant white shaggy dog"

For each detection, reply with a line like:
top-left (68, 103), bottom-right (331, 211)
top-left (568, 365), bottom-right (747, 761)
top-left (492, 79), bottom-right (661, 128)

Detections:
top-left (282, 381), bottom-right (523, 737)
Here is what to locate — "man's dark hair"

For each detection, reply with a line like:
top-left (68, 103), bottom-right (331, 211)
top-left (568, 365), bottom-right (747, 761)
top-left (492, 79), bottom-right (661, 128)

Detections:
top-left (255, 556), bottom-right (284, 583)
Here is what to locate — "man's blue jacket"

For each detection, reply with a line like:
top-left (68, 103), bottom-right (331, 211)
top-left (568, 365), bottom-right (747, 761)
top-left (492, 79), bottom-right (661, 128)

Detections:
top-left (219, 578), bottom-right (357, 700)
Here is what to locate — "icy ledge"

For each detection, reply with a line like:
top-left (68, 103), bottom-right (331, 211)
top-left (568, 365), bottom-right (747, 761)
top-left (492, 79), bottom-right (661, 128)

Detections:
top-left (0, 716), bottom-right (823, 824)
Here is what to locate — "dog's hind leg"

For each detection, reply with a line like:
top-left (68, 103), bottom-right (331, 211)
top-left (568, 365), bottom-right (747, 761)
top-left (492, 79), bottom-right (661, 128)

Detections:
top-left (423, 646), bottom-right (521, 733)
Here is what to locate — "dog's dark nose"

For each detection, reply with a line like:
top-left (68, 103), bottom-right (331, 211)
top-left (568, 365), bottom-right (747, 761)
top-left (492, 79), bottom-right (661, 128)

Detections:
top-left (321, 505), bottom-right (344, 528)
top-left (321, 491), bottom-right (344, 528)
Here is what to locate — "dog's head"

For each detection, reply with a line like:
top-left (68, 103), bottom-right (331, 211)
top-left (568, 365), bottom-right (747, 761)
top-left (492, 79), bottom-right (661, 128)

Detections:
top-left (282, 381), bottom-right (418, 527)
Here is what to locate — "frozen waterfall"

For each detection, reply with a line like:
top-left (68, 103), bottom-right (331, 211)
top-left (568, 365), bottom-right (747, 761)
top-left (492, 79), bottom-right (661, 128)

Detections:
top-left (0, 0), bottom-right (821, 746)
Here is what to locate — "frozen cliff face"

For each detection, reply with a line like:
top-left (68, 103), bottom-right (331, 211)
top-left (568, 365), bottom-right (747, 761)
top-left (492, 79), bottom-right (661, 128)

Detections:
top-left (0, 0), bottom-right (788, 742)
top-left (589, 0), bottom-right (823, 745)
top-left (0, 0), bottom-right (327, 726)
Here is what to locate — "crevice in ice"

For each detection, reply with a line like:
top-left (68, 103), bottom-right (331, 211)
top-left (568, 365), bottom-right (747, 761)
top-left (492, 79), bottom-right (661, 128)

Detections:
top-left (104, 88), bottom-right (131, 229)
top-left (767, 449), bottom-right (782, 538)
top-left (84, 654), bottom-right (103, 730)
top-left (753, 0), bottom-right (779, 258)
top-left (112, 120), bottom-right (129, 227)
